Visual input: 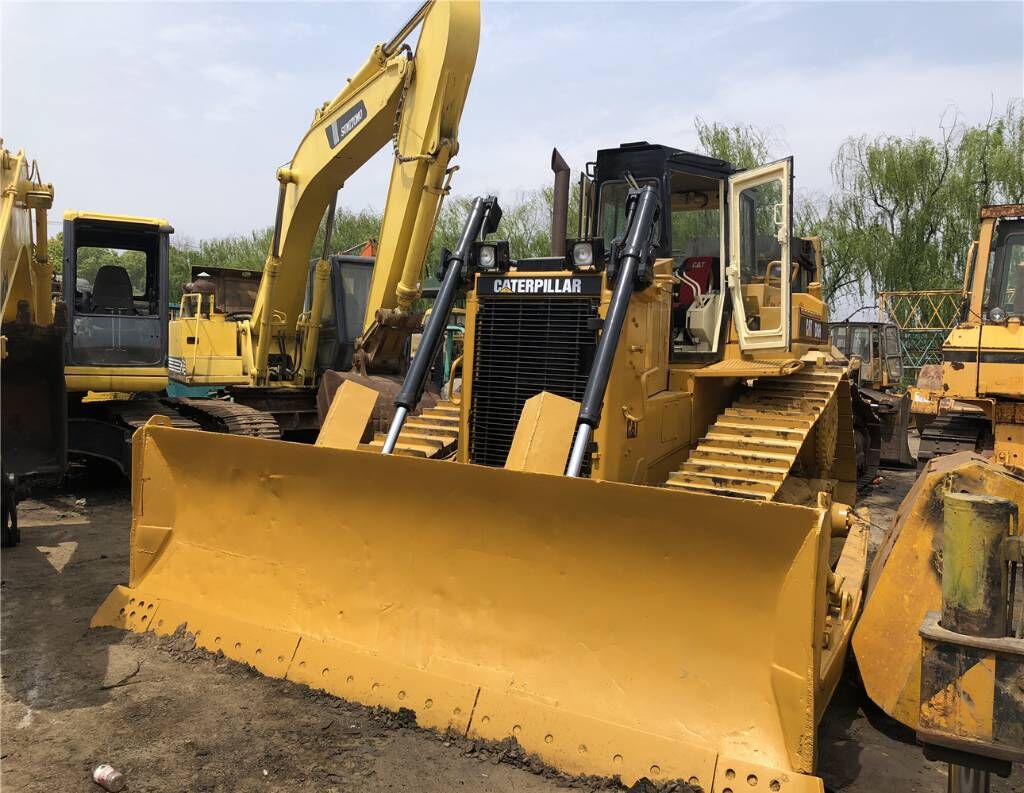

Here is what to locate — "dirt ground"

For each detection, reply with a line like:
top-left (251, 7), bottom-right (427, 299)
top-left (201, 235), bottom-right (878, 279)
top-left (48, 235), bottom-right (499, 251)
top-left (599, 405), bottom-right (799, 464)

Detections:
top-left (2, 463), bottom-right (1021, 793)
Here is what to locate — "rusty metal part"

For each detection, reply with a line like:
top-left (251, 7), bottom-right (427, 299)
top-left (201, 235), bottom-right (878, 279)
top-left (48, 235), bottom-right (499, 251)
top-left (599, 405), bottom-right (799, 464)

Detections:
top-left (550, 148), bottom-right (569, 257)
top-left (855, 452), bottom-right (1024, 729)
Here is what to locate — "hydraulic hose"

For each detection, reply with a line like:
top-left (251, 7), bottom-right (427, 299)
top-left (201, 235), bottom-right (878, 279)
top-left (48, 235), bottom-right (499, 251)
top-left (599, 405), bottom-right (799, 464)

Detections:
top-left (382, 195), bottom-right (498, 453)
top-left (566, 185), bottom-right (659, 477)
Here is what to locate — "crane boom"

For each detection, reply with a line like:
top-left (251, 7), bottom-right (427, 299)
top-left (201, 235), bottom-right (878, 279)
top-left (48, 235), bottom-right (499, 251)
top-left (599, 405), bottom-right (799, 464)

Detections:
top-left (249, 0), bottom-right (479, 384)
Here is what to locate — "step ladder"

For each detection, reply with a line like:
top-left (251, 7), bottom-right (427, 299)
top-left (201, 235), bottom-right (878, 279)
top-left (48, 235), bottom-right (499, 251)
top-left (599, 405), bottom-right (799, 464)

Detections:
top-left (363, 401), bottom-right (460, 458)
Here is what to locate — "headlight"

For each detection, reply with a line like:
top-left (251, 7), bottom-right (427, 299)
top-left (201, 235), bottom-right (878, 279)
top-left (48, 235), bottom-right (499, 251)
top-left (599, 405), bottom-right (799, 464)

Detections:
top-left (566, 237), bottom-right (605, 272)
top-left (478, 244), bottom-right (497, 270)
top-left (990, 306), bottom-right (1007, 323)
top-left (572, 242), bottom-right (593, 267)
top-left (471, 239), bottom-right (510, 273)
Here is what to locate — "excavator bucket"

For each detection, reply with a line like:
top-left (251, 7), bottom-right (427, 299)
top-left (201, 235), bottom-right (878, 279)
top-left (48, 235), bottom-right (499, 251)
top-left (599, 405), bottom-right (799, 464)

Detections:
top-left (0, 322), bottom-right (66, 485)
top-left (95, 422), bottom-right (845, 791)
top-left (854, 452), bottom-right (1024, 728)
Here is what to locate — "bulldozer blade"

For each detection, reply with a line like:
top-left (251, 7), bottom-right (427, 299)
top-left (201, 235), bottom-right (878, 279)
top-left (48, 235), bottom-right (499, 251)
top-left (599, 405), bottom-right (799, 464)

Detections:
top-left (854, 452), bottom-right (1024, 729)
top-left (861, 387), bottom-right (915, 468)
top-left (94, 422), bottom-right (839, 791)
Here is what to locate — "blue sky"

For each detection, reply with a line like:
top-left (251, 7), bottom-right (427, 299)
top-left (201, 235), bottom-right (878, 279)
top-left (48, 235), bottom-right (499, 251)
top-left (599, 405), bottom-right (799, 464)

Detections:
top-left (2, 1), bottom-right (1022, 245)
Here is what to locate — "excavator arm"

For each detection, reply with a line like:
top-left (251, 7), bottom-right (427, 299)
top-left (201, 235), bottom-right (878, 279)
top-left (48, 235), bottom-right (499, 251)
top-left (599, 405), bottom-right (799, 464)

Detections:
top-left (248, 0), bottom-right (478, 385)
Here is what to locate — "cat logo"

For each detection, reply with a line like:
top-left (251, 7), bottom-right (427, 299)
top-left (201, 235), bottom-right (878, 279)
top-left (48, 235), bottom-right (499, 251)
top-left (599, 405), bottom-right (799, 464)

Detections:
top-left (476, 274), bottom-right (602, 297)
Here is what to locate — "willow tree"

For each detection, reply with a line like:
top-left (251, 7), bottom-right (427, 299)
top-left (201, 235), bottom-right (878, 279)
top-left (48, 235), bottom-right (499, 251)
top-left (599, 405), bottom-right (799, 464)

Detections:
top-left (820, 101), bottom-right (1024, 306)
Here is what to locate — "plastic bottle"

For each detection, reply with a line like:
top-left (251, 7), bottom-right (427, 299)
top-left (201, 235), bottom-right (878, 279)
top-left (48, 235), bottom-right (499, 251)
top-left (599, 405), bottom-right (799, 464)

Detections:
top-left (92, 764), bottom-right (126, 792)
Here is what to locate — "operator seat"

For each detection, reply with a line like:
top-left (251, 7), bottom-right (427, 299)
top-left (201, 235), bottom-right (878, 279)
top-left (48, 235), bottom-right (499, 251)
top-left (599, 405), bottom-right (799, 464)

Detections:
top-left (90, 266), bottom-right (135, 314)
top-left (673, 256), bottom-right (717, 328)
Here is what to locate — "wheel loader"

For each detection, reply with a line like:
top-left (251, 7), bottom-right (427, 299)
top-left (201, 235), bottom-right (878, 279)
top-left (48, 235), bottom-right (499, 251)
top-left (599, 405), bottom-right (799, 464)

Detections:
top-left (0, 142), bottom-right (66, 546)
top-left (854, 205), bottom-right (1024, 771)
top-left (828, 320), bottom-right (915, 467)
top-left (96, 141), bottom-right (877, 792)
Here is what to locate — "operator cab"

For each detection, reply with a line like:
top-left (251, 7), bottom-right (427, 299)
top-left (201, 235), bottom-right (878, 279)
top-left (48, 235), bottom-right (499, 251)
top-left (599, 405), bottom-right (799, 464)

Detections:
top-left (61, 213), bottom-right (170, 370)
top-left (829, 321), bottom-right (903, 387)
top-left (304, 254), bottom-right (375, 374)
top-left (590, 142), bottom-right (803, 359)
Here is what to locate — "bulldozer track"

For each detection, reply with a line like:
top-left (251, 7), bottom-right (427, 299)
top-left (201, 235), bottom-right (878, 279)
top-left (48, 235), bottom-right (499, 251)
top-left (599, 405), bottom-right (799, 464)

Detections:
top-left (363, 400), bottom-right (459, 458)
top-left (665, 366), bottom-right (845, 501)
top-left (917, 413), bottom-right (991, 470)
top-left (116, 401), bottom-right (202, 431)
top-left (164, 397), bottom-right (281, 440)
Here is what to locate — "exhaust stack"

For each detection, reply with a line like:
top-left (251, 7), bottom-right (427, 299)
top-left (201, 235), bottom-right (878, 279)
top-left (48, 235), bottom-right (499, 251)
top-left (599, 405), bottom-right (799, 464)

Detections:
top-left (550, 148), bottom-right (570, 257)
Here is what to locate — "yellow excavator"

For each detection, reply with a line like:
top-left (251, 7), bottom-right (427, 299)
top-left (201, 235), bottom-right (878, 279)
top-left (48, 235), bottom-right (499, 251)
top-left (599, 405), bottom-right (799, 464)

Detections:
top-left (167, 0), bottom-right (478, 439)
top-left (97, 141), bottom-right (878, 791)
top-left (854, 205), bottom-right (1024, 778)
top-left (1, 143), bottom-right (65, 546)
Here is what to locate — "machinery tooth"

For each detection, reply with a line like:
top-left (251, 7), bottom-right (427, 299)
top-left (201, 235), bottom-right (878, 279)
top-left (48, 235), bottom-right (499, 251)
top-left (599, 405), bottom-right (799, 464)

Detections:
top-left (664, 476), bottom-right (772, 500)
top-left (723, 408), bottom-right (814, 428)
top-left (712, 421), bottom-right (806, 441)
top-left (676, 463), bottom-right (786, 484)
top-left (686, 450), bottom-right (793, 471)
top-left (703, 432), bottom-right (801, 452)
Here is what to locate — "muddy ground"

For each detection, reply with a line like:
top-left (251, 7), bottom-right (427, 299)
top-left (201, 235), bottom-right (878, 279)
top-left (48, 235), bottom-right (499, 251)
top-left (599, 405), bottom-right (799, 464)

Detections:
top-left (2, 463), bottom-right (1021, 793)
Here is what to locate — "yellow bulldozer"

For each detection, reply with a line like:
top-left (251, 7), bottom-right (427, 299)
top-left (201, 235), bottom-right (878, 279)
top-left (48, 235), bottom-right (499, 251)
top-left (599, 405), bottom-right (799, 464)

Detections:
top-left (854, 204), bottom-right (1024, 785)
top-left (1, 142), bottom-right (66, 546)
top-left (828, 319), bottom-right (915, 467)
top-left (96, 139), bottom-right (880, 791)
top-left (909, 203), bottom-right (1024, 470)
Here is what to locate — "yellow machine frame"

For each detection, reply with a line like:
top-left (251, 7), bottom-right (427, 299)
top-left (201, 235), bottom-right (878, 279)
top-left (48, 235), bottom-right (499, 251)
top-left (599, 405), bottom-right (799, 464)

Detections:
top-left (910, 204), bottom-right (1024, 470)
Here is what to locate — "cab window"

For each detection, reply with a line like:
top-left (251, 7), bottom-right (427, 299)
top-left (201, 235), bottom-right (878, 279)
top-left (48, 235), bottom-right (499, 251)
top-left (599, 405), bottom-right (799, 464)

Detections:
top-left (598, 179), bottom-right (659, 242)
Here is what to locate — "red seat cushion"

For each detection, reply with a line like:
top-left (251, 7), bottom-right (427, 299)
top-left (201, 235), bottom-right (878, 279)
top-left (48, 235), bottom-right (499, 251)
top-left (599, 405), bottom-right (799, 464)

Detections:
top-left (674, 257), bottom-right (716, 308)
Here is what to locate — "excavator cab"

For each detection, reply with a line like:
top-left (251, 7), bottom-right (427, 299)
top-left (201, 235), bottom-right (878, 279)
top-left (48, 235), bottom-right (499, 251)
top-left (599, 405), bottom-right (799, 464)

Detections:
top-left (62, 212), bottom-right (171, 394)
top-left (306, 253), bottom-right (375, 374)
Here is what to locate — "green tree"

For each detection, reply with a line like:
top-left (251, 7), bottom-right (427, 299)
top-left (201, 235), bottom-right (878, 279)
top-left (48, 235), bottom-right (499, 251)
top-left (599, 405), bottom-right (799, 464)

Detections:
top-left (816, 101), bottom-right (1024, 308)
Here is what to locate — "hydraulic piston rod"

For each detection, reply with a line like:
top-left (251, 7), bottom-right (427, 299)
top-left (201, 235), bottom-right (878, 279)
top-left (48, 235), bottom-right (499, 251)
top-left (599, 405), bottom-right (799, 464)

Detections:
top-left (381, 195), bottom-right (500, 454)
top-left (566, 185), bottom-right (659, 478)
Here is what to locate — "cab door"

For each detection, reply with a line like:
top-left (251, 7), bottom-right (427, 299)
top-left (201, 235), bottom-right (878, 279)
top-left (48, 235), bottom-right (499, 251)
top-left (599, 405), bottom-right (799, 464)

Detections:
top-left (726, 158), bottom-right (793, 351)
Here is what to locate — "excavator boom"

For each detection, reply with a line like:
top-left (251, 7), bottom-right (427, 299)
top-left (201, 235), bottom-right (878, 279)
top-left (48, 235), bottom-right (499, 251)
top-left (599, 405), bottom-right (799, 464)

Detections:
top-left (246, 0), bottom-right (478, 383)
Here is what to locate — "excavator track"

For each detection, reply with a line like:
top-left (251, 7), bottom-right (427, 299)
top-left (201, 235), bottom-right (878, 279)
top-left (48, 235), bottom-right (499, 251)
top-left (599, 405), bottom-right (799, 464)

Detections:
top-left (363, 400), bottom-right (459, 458)
top-left (665, 367), bottom-right (845, 501)
top-left (917, 413), bottom-right (992, 470)
top-left (164, 397), bottom-right (281, 440)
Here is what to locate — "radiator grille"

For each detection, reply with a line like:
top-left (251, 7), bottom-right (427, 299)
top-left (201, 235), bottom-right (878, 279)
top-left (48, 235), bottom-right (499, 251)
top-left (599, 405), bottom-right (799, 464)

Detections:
top-left (469, 295), bottom-right (599, 470)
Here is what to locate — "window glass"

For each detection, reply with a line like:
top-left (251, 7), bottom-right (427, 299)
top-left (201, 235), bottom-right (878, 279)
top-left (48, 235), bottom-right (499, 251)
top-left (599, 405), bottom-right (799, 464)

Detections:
top-left (738, 179), bottom-right (783, 281)
top-left (75, 248), bottom-right (148, 295)
top-left (338, 263), bottom-right (373, 342)
top-left (598, 179), bottom-right (659, 242)
top-left (1001, 236), bottom-right (1024, 316)
top-left (850, 326), bottom-right (870, 361)
top-left (884, 325), bottom-right (900, 354)
top-left (70, 315), bottom-right (163, 366)
top-left (830, 325), bottom-right (848, 353)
